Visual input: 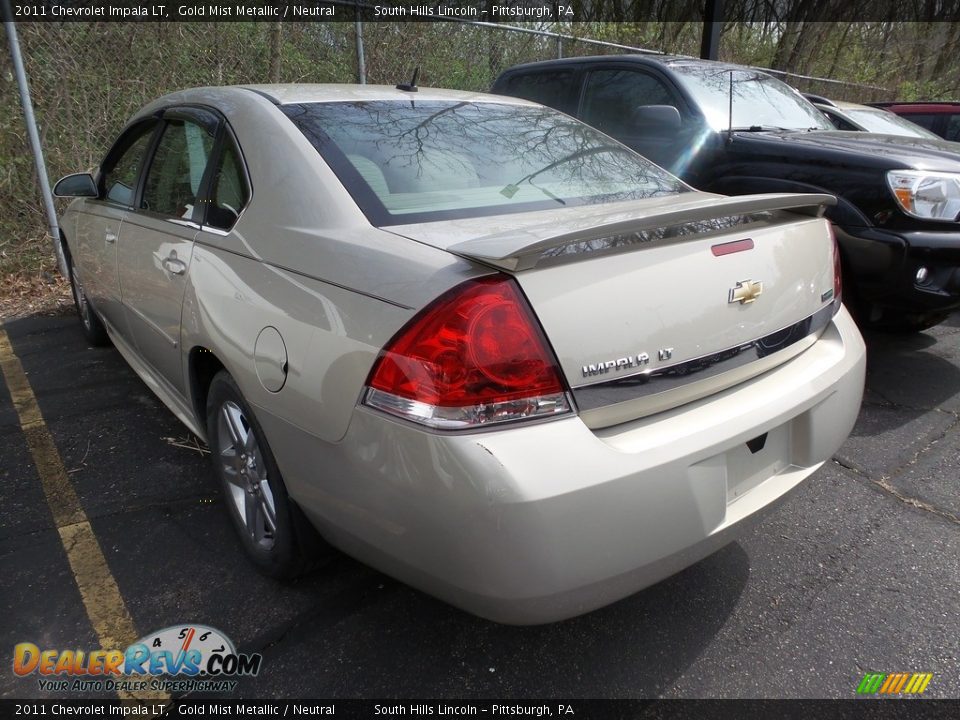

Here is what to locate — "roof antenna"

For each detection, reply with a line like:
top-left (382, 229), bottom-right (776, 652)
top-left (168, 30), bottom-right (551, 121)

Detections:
top-left (396, 67), bottom-right (419, 93)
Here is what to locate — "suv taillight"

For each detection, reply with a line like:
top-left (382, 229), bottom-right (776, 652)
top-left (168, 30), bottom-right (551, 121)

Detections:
top-left (831, 224), bottom-right (842, 308)
top-left (363, 276), bottom-right (571, 430)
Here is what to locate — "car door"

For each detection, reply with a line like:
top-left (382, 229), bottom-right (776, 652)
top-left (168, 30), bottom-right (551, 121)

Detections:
top-left (73, 120), bottom-right (159, 333)
top-left (577, 66), bottom-right (701, 176)
top-left (116, 107), bottom-right (220, 396)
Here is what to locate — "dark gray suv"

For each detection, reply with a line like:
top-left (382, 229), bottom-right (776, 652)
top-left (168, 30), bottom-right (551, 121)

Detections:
top-left (493, 55), bottom-right (960, 332)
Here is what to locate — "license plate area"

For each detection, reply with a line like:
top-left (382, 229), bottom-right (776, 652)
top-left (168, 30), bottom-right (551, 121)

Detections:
top-left (726, 424), bottom-right (791, 503)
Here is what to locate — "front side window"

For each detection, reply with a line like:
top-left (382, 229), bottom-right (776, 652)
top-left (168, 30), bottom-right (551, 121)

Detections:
top-left (140, 119), bottom-right (216, 220)
top-left (581, 69), bottom-right (678, 136)
top-left (281, 100), bottom-right (689, 226)
top-left (101, 124), bottom-right (156, 206)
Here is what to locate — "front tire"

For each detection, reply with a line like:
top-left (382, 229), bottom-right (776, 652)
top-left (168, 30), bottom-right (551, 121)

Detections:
top-left (66, 252), bottom-right (109, 346)
top-left (205, 370), bottom-right (326, 579)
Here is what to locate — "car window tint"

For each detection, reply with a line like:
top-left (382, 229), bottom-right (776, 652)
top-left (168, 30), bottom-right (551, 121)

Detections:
top-left (946, 115), bottom-right (960, 142)
top-left (205, 142), bottom-right (250, 231)
top-left (141, 119), bottom-right (215, 220)
top-left (102, 127), bottom-right (155, 206)
top-left (901, 113), bottom-right (939, 131)
top-left (502, 71), bottom-right (577, 114)
top-left (823, 110), bottom-right (858, 131)
top-left (281, 100), bottom-right (689, 226)
top-left (581, 69), bottom-right (678, 136)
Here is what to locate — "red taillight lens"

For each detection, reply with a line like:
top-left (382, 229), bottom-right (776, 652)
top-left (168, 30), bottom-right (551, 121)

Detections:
top-left (364, 276), bottom-right (571, 429)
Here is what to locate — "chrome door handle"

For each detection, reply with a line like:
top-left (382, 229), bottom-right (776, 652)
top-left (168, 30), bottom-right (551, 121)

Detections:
top-left (162, 257), bottom-right (187, 275)
top-left (105, 231), bottom-right (117, 244)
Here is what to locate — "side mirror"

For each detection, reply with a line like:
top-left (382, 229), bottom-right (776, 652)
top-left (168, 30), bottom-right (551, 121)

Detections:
top-left (53, 173), bottom-right (98, 198)
top-left (631, 105), bottom-right (682, 131)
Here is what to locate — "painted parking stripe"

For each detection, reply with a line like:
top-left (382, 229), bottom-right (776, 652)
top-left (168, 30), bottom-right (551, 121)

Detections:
top-left (0, 325), bottom-right (167, 703)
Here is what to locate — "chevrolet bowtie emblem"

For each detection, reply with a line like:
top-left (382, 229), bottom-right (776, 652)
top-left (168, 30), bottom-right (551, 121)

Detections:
top-left (729, 279), bottom-right (763, 305)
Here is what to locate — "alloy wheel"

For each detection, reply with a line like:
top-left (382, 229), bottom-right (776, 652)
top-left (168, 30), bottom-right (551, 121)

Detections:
top-left (217, 400), bottom-right (277, 549)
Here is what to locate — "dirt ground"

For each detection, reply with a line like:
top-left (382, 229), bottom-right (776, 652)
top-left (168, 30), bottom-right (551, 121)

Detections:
top-left (0, 263), bottom-right (72, 321)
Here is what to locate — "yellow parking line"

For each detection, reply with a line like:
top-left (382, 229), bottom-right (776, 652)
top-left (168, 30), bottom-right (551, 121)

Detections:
top-left (0, 325), bottom-right (167, 703)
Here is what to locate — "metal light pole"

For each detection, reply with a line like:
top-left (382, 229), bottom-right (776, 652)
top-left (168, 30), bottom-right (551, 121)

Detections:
top-left (355, 14), bottom-right (366, 84)
top-left (2, 4), bottom-right (65, 276)
top-left (700, 0), bottom-right (724, 61)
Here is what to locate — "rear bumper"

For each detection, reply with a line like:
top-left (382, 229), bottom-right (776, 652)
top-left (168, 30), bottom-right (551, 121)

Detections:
top-left (260, 307), bottom-right (866, 624)
top-left (839, 226), bottom-right (960, 313)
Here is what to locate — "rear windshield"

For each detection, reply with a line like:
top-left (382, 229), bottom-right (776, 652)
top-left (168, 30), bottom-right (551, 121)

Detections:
top-left (280, 100), bottom-right (689, 226)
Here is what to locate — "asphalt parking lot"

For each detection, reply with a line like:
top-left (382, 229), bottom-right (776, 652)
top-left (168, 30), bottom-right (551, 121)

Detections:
top-left (1, 310), bottom-right (959, 700)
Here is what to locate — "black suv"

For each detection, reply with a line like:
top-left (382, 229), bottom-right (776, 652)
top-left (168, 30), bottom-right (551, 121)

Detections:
top-left (493, 56), bottom-right (960, 331)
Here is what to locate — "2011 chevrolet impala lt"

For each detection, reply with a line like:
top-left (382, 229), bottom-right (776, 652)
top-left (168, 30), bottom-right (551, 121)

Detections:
top-left (54, 85), bottom-right (866, 623)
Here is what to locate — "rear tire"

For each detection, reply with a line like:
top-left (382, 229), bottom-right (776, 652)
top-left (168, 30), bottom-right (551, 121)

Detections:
top-left (205, 370), bottom-right (328, 579)
top-left (66, 250), bottom-right (109, 346)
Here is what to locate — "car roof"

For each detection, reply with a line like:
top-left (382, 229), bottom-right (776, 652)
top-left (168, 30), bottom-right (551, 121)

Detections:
top-left (820, 100), bottom-right (887, 112)
top-left (499, 54), bottom-right (771, 76)
top-left (803, 93), bottom-right (835, 106)
top-left (505, 51), bottom-right (763, 72)
top-left (238, 83), bottom-right (531, 106)
top-left (870, 101), bottom-right (960, 111)
top-left (149, 84), bottom-right (537, 108)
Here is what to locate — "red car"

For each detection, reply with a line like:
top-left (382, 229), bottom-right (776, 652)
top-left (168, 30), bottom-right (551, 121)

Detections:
top-left (870, 102), bottom-right (960, 141)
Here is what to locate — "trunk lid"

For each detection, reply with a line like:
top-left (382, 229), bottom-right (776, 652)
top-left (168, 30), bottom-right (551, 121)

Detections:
top-left (386, 192), bottom-right (838, 428)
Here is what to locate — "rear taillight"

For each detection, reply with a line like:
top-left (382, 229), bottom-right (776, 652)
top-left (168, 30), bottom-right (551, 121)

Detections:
top-left (830, 224), bottom-right (842, 309)
top-left (363, 276), bottom-right (571, 429)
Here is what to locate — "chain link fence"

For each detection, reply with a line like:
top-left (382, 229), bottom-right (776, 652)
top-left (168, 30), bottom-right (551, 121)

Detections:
top-left (0, 20), bottom-right (891, 277)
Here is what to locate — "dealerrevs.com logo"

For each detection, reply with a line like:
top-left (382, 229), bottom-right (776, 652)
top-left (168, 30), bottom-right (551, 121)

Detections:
top-left (13, 624), bottom-right (261, 693)
top-left (856, 672), bottom-right (934, 696)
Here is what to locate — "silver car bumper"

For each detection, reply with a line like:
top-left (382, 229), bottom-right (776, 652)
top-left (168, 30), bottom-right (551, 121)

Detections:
top-left (259, 307), bottom-right (866, 624)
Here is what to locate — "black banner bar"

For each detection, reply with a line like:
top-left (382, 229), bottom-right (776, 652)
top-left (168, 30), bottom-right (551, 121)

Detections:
top-left (3, 700), bottom-right (960, 720)
top-left (8, 0), bottom-right (960, 23)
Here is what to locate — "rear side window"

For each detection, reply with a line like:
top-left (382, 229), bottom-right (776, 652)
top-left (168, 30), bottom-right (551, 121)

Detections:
top-left (101, 124), bottom-right (156, 206)
top-left (205, 142), bottom-right (250, 231)
top-left (140, 119), bottom-right (216, 220)
top-left (500, 71), bottom-right (577, 115)
top-left (581, 69), bottom-right (678, 136)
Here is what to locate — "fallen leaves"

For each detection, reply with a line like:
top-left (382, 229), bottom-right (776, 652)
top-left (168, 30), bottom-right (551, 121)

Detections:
top-left (0, 267), bottom-right (72, 321)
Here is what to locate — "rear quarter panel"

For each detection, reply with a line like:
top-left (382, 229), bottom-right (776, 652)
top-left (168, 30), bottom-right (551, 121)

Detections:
top-left (180, 242), bottom-right (414, 445)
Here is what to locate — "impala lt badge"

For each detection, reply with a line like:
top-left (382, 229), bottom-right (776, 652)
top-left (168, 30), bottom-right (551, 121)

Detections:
top-left (729, 279), bottom-right (763, 305)
top-left (582, 353), bottom-right (650, 378)
top-left (582, 347), bottom-right (677, 378)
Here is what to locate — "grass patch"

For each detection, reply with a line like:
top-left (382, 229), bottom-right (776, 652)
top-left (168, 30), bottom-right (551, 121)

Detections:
top-left (0, 232), bottom-right (72, 321)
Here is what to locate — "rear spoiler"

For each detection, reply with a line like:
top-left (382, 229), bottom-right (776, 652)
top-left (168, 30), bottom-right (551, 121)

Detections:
top-left (447, 193), bottom-right (836, 271)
